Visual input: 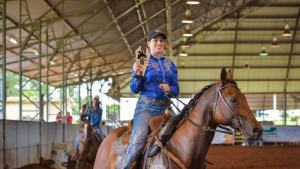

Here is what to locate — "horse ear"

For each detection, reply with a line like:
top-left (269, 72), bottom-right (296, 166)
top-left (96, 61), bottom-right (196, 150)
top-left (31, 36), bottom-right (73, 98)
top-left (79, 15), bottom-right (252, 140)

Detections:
top-left (227, 69), bottom-right (233, 80)
top-left (220, 67), bottom-right (227, 85)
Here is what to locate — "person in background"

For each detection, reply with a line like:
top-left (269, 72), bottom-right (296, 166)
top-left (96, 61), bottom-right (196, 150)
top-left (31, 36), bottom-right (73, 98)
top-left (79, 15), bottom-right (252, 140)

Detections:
top-left (71, 96), bottom-right (105, 160)
top-left (56, 112), bottom-right (63, 123)
top-left (253, 135), bottom-right (264, 146)
top-left (121, 29), bottom-right (179, 169)
top-left (85, 95), bottom-right (105, 140)
top-left (66, 112), bottom-right (73, 124)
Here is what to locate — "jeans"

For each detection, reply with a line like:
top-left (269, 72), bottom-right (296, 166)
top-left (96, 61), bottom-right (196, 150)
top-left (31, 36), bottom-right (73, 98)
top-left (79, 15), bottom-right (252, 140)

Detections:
top-left (94, 127), bottom-right (105, 141)
top-left (253, 139), bottom-right (264, 146)
top-left (121, 98), bottom-right (170, 169)
top-left (75, 127), bottom-right (105, 151)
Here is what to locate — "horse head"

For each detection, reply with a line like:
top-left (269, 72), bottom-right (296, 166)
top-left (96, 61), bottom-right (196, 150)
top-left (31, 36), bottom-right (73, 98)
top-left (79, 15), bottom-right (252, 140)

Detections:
top-left (80, 116), bottom-right (93, 143)
top-left (214, 68), bottom-right (263, 140)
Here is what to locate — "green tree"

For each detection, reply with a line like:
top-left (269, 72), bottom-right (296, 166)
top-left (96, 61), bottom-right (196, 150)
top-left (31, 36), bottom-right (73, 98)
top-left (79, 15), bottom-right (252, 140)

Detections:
top-left (0, 69), bottom-right (48, 97)
top-left (6, 71), bottom-right (20, 96)
top-left (106, 104), bottom-right (120, 121)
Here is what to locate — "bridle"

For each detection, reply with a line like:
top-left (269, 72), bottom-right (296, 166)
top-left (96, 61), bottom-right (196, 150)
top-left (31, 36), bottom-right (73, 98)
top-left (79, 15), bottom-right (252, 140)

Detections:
top-left (171, 82), bottom-right (245, 135)
top-left (81, 121), bottom-right (93, 142)
top-left (213, 82), bottom-right (245, 135)
top-left (157, 77), bottom-right (245, 135)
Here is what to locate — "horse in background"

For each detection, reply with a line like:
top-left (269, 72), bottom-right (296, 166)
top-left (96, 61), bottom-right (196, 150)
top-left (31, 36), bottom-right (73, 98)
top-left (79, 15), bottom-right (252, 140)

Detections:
top-left (75, 116), bottom-right (102, 169)
top-left (93, 68), bottom-right (263, 169)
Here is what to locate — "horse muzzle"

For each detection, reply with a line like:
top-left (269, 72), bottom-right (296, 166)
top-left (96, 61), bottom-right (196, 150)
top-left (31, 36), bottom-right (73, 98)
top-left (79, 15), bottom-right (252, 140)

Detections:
top-left (242, 125), bottom-right (263, 140)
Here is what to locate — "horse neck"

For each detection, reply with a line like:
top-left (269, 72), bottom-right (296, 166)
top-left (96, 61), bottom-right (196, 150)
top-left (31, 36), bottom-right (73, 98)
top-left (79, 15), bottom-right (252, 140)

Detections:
top-left (166, 85), bottom-right (218, 168)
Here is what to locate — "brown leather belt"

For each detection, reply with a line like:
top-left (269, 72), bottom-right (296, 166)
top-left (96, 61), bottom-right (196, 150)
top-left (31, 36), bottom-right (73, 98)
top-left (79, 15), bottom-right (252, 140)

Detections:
top-left (140, 95), bottom-right (171, 106)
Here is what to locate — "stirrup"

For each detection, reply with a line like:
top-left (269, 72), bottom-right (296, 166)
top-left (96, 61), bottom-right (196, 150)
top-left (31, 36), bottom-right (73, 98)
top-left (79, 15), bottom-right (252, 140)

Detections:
top-left (70, 153), bottom-right (78, 161)
top-left (130, 160), bottom-right (138, 169)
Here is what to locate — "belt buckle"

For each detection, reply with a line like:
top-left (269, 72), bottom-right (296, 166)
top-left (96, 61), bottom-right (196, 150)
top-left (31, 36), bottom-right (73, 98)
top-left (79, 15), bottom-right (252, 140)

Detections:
top-left (160, 100), bottom-right (166, 105)
top-left (151, 98), bottom-right (156, 104)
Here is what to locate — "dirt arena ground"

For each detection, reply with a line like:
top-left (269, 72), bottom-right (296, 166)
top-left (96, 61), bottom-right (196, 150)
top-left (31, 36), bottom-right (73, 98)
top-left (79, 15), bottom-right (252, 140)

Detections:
top-left (18, 164), bottom-right (52, 169)
top-left (17, 157), bottom-right (76, 169)
top-left (17, 144), bottom-right (300, 169)
top-left (206, 144), bottom-right (300, 169)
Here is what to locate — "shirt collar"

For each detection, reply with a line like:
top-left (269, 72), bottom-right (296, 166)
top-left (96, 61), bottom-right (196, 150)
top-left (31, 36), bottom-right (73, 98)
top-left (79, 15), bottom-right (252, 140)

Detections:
top-left (150, 51), bottom-right (165, 61)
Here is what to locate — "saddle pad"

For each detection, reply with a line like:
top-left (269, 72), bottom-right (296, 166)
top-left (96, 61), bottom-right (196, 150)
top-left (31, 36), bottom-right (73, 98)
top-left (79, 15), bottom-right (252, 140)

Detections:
top-left (113, 115), bottom-right (172, 157)
top-left (128, 119), bottom-right (133, 132)
top-left (113, 131), bottom-right (130, 156)
top-left (127, 114), bottom-right (165, 133)
top-left (113, 131), bottom-right (161, 158)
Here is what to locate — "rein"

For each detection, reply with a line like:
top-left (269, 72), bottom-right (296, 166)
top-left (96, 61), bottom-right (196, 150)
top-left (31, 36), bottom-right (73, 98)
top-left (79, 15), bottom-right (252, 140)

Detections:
top-left (81, 133), bottom-right (93, 141)
top-left (158, 80), bottom-right (240, 135)
top-left (184, 116), bottom-right (234, 135)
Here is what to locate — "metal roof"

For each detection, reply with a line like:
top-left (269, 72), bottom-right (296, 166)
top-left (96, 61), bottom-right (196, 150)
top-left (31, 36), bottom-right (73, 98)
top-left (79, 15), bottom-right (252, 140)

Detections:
top-left (1, 0), bottom-right (300, 109)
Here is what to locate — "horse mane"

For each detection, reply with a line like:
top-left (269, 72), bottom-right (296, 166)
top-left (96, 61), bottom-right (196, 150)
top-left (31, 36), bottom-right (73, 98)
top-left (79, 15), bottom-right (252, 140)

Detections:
top-left (160, 83), bottom-right (214, 145)
top-left (160, 79), bottom-right (238, 145)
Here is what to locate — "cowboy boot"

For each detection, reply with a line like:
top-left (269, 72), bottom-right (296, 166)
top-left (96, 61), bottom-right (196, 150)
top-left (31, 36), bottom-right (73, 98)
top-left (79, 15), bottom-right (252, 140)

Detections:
top-left (70, 152), bottom-right (78, 161)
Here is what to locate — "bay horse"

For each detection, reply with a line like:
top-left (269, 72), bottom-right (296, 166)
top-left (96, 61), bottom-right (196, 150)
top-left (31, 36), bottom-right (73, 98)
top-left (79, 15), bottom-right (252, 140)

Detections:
top-left (93, 68), bottom-right (263, 169)
top-left (76, 116), bottom-right (102, 169)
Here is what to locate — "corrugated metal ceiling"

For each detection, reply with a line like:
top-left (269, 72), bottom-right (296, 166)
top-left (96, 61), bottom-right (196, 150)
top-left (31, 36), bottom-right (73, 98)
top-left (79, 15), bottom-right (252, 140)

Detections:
top-left (0, 0), bottom-right (300, 109)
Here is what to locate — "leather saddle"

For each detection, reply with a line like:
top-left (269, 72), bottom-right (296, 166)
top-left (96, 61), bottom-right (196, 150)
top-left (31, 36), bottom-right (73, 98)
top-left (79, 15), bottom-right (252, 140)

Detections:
top-left (113, 115), bottom-right (170, 158)
top-left (92, 132), bottom-right (102, 145)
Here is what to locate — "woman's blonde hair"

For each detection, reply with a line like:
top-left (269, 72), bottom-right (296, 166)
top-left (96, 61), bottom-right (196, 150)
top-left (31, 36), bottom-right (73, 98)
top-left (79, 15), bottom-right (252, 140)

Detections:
top-left (147, 38), bottom-right (174, 57)
top-left (163, 44), bottom-right (174, 58)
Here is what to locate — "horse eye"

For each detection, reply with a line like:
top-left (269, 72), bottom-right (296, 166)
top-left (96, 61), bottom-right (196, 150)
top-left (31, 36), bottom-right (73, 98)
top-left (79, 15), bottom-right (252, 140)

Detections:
top-left (230, 98), bottom-right (237, 103)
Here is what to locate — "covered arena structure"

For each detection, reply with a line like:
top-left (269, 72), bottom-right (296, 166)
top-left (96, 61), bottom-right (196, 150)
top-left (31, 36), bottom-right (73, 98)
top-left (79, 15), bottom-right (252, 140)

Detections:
top-left (0, 0), bottom-right (300, 168)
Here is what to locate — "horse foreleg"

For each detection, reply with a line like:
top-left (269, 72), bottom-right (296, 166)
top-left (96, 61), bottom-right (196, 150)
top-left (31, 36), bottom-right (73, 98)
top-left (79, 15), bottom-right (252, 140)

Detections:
top-left (76, 158), bottom-right (93, 169)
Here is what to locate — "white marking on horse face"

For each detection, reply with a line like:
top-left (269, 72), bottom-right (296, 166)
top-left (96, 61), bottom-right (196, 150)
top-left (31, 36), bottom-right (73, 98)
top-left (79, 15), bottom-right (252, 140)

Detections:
top-left (84, 123), bottom-right (88, 138)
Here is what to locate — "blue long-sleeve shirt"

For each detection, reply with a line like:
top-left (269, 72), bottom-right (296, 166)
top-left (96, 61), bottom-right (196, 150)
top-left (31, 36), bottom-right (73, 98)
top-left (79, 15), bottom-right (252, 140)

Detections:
top-left (86, 106), bottom-right (102, 128)
top-left (130, 54), bottom-right (179, 99)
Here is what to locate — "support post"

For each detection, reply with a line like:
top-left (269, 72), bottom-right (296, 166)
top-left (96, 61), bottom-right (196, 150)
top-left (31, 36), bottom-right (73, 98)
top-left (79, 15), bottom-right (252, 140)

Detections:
top-left (62, 1), bottom-right (66, 143)
top-left (1, 0), bottom-right (7, 167)
top-left (18, 0), bottom-right (22, 121)
top-left (62, 41), bottom-right (65, 142)
top-left (38, 19), bottom-right (42, 160)
top-left (79, 56), bottom-right (81, 112)
top-left (166, 0), bottom-right (172, 46)
top-left (90, 67), bottom-right (93, 99)
top-left (46, 28), bottom-right (49, 122)
top-left (283, 89), bottom-right (287, 125)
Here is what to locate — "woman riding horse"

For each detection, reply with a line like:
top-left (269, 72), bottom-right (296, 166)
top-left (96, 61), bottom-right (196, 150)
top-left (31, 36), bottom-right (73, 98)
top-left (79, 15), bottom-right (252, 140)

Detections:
top-left (122, 29), bottom-right (179, 169)
top-left (93, 68), bottom-right (263, 169)
top-left (71, 95), bottom-right (105, 161)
